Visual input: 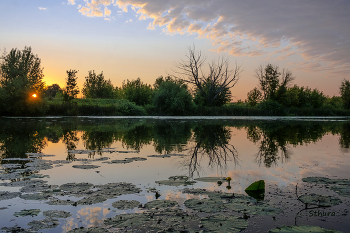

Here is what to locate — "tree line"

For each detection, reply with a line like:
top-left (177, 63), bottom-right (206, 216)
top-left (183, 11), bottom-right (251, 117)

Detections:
top-left (1, 46), bottom-right (350, 116)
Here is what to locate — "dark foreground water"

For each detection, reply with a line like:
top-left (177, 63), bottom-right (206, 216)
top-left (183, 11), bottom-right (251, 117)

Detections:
top-left (0, 116), bottom-right (350, 232)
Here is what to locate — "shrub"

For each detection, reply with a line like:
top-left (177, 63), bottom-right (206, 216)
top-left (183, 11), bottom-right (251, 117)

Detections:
top-left (257, 100), bottom-right (285, 116)
top-left (121, 78), bottom-right (153, 106)
top-left (153, 81), bottom-right (193, 115)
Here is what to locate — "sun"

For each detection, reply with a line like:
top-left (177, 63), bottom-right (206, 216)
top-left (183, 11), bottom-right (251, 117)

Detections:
top-left (32, 94), bottom-right (37, 98)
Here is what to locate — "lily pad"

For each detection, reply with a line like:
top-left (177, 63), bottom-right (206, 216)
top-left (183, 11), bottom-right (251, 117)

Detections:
top-left (298, 193), bottom-right (342, 207)
top-left (129, 157), bottom-right (147, 161)
top-left (225, 198), bottom-right (283, 216)
top-left (72, 165), bottom-right (100, 169)
top-left (302, 177), bottom-right (350, 185)
top-left (302, 177), bottom-right (350, 198)
top-left (76, 195), bottom-right (108, 205)
top-left (0, 172), bottom-right (22, 180)
top-left (147, 154), bottom-right (185, 158)
top-left (0, 191), bottom-right (21, 201)
top-left (109, 159), bottom-right (133, 164)
top-left (144, 200), bottom-right (177, 209)
top-left (21, 193), bottom-right (52, 201)
top-left (93, 157), bottom-right (109, 161)
top-left (115, 150), bottom-right (139, 153)
top-left (14, 209), bottom-right (41, 217)
top-left (112, 200), bottom-right (141, 210)
top-left (28, 218), bottom-right (59, 231)
top-left (25, 159), bottom-right (53, 171)
top-left (201, 214), bottom-right (248, 233)
top-left (68, 150), bottom-right (95, 154)
top-left (0, 179), bottom-right (47, 187)
top-left (25, 173), bottom-right (50, 179)
top-left (269, 225), bottom-right (341, 233)
top-left (43, 210), bottom-right (72, 218)
top-left (60, 182), bottom-right (93, 193)
top-left (156, 176), bottom-right (196, 187)
top-left (184, 198), bottom-right (225, 213)
top-left (147, 154), bottom-right (172, 158)
top-left (67, 227), bottom-right (110, 233)
top-left (194, 177), bottom-right (226, 182)
top-left (46, 197), bottom-right (76, 205)
top-left (1, 225), bottom-right (32, 233)
top-left (20, 183), bottom-right (58, 193)
top-left (104, 213), bottom-right (149, 228)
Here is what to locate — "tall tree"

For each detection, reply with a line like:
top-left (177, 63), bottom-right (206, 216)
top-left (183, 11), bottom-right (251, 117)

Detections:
top-left (82, 70), bottom-right (113, 99)
top-left (0, 46), bottom-right (45, 115)
top-left (174, 46), bottom-right (242, 107)
top-left (340, 79), bottom-right (350, 109)
top-left (64, 70), bottom-right (79, 101)
top-left (255, 64), bottom-right (294, 101)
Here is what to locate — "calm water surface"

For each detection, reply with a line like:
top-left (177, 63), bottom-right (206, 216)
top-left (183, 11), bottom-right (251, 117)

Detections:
top-left (0, 117), bottom-right (350, 232)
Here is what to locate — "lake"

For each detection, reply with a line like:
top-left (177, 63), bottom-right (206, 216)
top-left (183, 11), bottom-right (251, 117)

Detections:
top-left (0, 116), bottom-right (350, 232)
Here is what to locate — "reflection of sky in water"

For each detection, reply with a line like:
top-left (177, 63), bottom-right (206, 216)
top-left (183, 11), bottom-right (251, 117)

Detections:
top-left (1, 117), bottom-right (350, 231)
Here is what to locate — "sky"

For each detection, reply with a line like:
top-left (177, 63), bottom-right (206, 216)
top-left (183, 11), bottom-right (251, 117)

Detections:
top-left (1, 0), bottom-right (349, 101)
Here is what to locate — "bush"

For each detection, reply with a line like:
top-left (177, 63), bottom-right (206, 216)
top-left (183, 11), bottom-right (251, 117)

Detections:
top-left (121, 78), bottom-right (153, 106)
top-left (153, 81), bottom-right (193, 115)
top-left (82, 71), bottom-right (114, 99)
top-left (257, 100), bottom-right (285, 116)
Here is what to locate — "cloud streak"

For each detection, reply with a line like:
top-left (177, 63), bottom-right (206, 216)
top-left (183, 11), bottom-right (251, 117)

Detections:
top-left (73, 0), bottom-right (350, 73)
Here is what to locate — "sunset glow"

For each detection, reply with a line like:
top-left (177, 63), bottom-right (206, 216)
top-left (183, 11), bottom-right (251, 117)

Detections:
top-left (32, 94), bottom-right (37, 98)
top-left (0, 1), bottom-right (349, 100)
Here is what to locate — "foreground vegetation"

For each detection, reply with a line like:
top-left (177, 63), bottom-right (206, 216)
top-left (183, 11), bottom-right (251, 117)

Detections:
top-left (1, 46), bottom-right (350, 116)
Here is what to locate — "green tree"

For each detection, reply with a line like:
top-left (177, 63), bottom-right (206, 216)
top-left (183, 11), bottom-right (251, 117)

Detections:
top-left (63, 70), bottom-right (79, 101)
top-left (153, 79), bottom-right (193, 115)
top-left (255, 64), bottom-right (294, 102)
top-left (121, 77), bottom-right (153, 106)
top-left (44, 84), bottom-right (62, 98)
top-left (247, 87), bottom-right (262, 106)
top-left (82, 70), bottom-right (114, 99)
top-left (340, 79), bottom-right (350, 109)
top-left (0, 46), bottom-right (46, 115)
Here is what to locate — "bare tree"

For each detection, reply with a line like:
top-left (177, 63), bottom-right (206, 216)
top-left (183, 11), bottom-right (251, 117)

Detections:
top-left (173, 46), bottom-right (242, 106)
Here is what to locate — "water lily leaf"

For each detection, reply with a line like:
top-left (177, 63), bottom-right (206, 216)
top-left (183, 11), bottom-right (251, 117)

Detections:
top-left (201, 214), bottom-right (248, 233)
top-left (112, 200), bottom-right (141, 210)
top-left (194, 177), bottom-right (226, 182)
top-left (298, 193), bottom-right (342, 207)
top-left (68, 227), bottom-right (109, 233)
top-left (184, 198), bottom-right (225, 213)
top-left (144, 200), bottom-right (177, 209)
top-left (28, 218), bottom-right (59, 231)
top-left (269, 225), bottom-right (341, 233)
top-left (43, 210), bottom-right (72, 218)
top-left (104, 213), bottom-right (149, 228)
top-left (245, 180), bottom-right (265, 191)
top-left (245, 189), bottom-right (265, 201)
top-left (14, 209), bottom-right (41, 217)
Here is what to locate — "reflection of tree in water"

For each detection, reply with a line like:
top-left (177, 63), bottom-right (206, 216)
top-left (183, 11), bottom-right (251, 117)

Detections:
top-left (0, 119), bottom-right (47, 163)
top-left (247, 122), bottom-right (330, 168)
top-left (152, 121), bottom-right (192, 154)
top-left (339, 122), bottom-right (350, 149)
top-left (183, 124), bottom-right (238, 177)
top-left (62, 129), bottom-right (79, 161)
top-left (82, 130), bottom-right (114, 156)
top-left (118, 124), bottom-right (153, 151)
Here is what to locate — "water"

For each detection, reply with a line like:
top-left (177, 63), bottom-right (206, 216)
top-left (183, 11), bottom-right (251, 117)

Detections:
top-left (0, 116), bottom-right (349, 232)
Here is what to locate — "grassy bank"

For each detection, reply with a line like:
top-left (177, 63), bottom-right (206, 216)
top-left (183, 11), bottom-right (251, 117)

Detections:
top-left (42, 98), bottom-right (350, 117)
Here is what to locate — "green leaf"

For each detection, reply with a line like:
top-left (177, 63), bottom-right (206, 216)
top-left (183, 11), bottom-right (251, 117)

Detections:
top-left (245, 180), bottom-right (265, 191)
